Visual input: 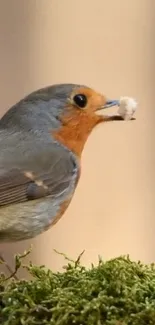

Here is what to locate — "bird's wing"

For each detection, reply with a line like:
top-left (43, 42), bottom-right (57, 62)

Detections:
top-left (0, 144), bottom-right (78, 207)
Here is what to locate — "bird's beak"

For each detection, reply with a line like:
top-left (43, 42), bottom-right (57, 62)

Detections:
top-left (97, 99), bottom-right (120, 110)
top-left (104, 99), bottom-right (119, 108)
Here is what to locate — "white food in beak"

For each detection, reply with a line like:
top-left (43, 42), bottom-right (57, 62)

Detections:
top-left (117, 97), bottom-right (137, 120)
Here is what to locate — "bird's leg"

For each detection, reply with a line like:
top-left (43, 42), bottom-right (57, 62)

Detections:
top-left (0, 252), bottom-right (19, 280)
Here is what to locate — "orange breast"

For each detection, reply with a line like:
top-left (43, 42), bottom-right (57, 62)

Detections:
top-left (52, 108), bottom-right (103, 157)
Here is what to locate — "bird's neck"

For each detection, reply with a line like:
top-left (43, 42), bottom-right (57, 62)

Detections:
top-left (52, 111), bottom-right (103, 157)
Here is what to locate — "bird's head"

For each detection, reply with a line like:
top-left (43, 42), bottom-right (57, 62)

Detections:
top-left (49, 84), bottom-right (119, 156)
top-left (0, 83), bottom-right (119, 156)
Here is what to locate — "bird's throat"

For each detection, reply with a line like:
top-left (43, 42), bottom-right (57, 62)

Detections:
top-left (52, 111), bottom-right (103, 157)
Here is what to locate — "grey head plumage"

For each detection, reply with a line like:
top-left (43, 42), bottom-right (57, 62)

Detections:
top-left (0, 83), bottom-right (87, 133)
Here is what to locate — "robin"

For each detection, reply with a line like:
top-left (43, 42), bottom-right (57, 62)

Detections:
top-left (0, 83), bottom-right (136, 276)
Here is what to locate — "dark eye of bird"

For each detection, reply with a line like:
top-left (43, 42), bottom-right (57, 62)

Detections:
top-left (73, 94), bottom-right (87, 108)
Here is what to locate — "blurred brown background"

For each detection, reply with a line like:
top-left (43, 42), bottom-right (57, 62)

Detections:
top-left (0, 0), bottom-right (155, 277)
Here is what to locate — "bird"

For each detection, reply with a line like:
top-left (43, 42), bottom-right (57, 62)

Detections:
top-left (0, 83), bottom-right (131, 276)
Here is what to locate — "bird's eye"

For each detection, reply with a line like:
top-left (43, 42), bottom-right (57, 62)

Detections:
top-left (73, 94), bottom-right (87, 108)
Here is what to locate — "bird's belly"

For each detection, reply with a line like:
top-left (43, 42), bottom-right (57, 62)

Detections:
top-left (0, 195), bottom-right (72, 242)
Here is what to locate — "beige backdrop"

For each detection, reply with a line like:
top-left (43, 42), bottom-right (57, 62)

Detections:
top-left (0, 0), bottom-right (154, 277)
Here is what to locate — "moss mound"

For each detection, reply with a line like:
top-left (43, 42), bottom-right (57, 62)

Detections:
top-left (0, 251), bottom-right (155, 324)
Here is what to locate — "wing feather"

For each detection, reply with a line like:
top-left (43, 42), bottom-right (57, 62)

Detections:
top-left (0, 144), bottom-right (78, 207)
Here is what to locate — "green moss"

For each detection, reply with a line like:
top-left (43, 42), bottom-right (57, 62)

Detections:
top-left (0, 250), bottom-right (155, 324)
